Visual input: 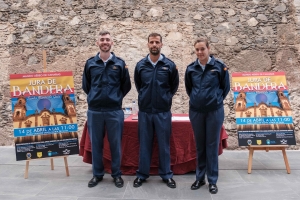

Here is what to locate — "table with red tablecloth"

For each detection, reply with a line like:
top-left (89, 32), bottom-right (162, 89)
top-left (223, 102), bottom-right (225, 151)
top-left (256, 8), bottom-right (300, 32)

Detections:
top-left (79, 114), bottom-right (228, 175)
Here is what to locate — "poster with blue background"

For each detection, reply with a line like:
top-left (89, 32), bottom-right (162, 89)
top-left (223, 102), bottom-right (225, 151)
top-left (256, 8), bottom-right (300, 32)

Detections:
top-left (232, 72), bottom-right (296, 146)
top-left (10, 72), bottom-right (79, 161)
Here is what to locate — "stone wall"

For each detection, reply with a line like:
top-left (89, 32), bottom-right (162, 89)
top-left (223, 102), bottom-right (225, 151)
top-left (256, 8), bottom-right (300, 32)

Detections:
top-left (1, 0), bottom-right (300, 149)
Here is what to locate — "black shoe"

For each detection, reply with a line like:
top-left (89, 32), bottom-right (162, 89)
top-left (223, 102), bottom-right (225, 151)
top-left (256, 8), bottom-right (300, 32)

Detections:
top-left (133, 177), bottom-right (145, 188)
top-left (163, 178), bottom-right (176, 188)
top-left (88, 176), bottom-right (103, 188)
top-left (209, 184), bottom-right (218, 194)
top-left (191, 180), bottom-right (206, 190)
top-left (114, 177), bottom-right (124, 188)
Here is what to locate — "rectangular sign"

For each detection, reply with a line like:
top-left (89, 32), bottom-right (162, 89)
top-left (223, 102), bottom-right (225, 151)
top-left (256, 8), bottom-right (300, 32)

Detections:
top-left (10, 71), bottom-right (79, 161)
top-left (232, 71), bottom-right (296, 146)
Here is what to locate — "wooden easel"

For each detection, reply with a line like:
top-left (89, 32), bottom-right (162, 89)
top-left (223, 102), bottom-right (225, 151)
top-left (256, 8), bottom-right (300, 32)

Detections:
top-left (247, 145), bottom-right (290, 174)
top-left (24, 156), bottom-right (70, 179)
top-left (24, 50), bottom-right (70, 179)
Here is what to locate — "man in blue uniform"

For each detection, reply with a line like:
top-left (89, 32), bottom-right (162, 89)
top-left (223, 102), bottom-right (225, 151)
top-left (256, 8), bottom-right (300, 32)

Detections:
top-left (82, 31), bottom-right (131, 188)
top-left (133, 33), bottom-right (179, 188)
top-left (185, 38), bottom-right (230, 194)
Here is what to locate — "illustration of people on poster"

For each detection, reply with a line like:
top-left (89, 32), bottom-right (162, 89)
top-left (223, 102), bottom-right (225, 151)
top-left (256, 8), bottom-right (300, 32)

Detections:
top-left (10, 71), bottom-right (79, 161)
top-left (231, 72), bottom-right (296, 146)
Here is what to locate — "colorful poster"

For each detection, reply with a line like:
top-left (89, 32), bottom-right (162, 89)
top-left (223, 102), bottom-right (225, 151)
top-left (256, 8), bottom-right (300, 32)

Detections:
top-left (10, 71), bottom-right (79, 160)
top-left (232, 72), bottom-right (296, 146)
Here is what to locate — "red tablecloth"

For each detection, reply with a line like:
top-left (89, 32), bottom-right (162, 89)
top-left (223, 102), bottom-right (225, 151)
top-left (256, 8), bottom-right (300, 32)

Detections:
top-left (79, 114), bottom-right (228, 175)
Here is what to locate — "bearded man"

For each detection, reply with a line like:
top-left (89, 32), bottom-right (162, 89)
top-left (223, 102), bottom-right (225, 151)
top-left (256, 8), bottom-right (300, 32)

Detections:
top-left (133, 33), bottom-right (179, 188)
top-left (82, 31), bottom-right (131, 188)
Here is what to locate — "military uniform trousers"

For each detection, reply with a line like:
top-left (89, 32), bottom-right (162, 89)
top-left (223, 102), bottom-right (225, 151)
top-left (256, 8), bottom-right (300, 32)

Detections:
top-left (136, 111), bottom-right (173, 180)
top-left (189, 106), bottom-right (224, 184)
top-left (87, 109), bottom-right (124, 178)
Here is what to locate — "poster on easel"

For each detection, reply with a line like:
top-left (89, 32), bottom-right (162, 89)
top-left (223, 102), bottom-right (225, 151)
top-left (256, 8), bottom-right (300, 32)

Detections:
top-left (231, 72), bottom-right (296, 146)
top-left (10, 71), bottom-right (79, 161)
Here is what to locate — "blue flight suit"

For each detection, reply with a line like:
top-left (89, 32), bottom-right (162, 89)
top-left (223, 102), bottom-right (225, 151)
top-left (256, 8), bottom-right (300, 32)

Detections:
top-left (185, 56), bottom-right (230, 184)
top-left (82, 52), bottom-right (131, 178)
top-left (134, 54), bottom-right (179, 179)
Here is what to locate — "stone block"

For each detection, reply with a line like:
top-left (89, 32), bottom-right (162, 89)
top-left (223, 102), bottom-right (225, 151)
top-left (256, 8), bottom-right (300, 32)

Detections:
top-left (59, 16), bottom-right (68, 20)
top-left (166, 32), bottom-right (182, 41)
top-left (260, 26), bottom-right (274, 35)
top-left (57, 38), bottom-right (68, 46)
top-left (81, 9), bottom-right (89, 15)
top-left (37, 35), bottom-right (54, 44)
top-left (277, 24), bottom-right (296, 45)
top-left (69, 16), bottom-right (81, 25)
top-left (27, 9), bottom-right (43, 21)
top-left (27, 0), bottom-right (41, 7)
top-left (21, 31), bottom-right (36, 44)
top-left (273, 3), bottom-right (286, 12)
top-left (247, 17), bottom-right (259, 26)
top-left (257, 14), bottom-right (268, 21)
top-left (295, 0), bottom-right (300, 7)
top-left (147, 7), bottom-right (163, 17)
top-left (0, 0), bottom-right (8, 10)
top-left (226, 36), bottom-right (239, 46)
top-left (27, 56), bottom-right (38, 65)
top-left (282, 15), bottom-right (288, 23)
top-left (100, 13), bottom-right (108, 20)
top-left (230, 50), bottom-right (272, 72)
top-left (210, 36), bottom-right (219, 43)
top-left (228, 17), bottom-right (240, 23)
top-left (193, 14), bottom-right (202, 20)
top-left (11, 3), bottom-right (21, 10)
top-left (212, 8), bottom-right (222, 15)
top-left (225, 9), bottom-right (236, 16)
top-left (241, 9), bottom-right (250, 15)
top-left (133, 10), bottom-right (142, 18)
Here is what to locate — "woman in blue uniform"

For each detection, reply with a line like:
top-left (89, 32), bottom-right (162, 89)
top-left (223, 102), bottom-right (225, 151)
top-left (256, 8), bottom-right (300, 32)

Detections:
top-left (184, 38), bottom-right (230, 194)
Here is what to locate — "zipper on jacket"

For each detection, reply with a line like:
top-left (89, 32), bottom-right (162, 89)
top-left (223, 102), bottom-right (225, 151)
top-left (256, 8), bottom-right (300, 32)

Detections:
top-left (199, 65), bottom-right (205, 111)
top-left (103, 59), bottom-right (114, 101)
top-left (152, 62), bottom-right (158, 113)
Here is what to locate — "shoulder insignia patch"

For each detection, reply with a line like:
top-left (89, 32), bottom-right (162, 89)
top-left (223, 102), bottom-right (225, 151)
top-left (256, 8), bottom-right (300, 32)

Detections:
top-left (113, 66), bottom-right (118, 70)
top-left (224, 67), bottom-right (228, 71)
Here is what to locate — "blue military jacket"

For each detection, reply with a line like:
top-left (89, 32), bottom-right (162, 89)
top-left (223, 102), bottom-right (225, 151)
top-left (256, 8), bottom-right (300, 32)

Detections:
top-left (185, 56), bottom-right (230, 113)
top-left (134, 54), bottom-right (179, 113)
top-left (82, 52), bottom-right (131, 111)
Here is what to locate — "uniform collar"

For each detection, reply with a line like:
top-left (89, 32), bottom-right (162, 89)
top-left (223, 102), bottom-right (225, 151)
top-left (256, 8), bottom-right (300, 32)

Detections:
top-left (196, 56), bottom-right (215, 68)
top-left (147, 54), bottom-right (164, 67)
top-left (145, 53), bottom-right (166, 65)
top-left (95, 52), bottom-right (115, 63)
top-left (197, 56), bottom-right (212, 68)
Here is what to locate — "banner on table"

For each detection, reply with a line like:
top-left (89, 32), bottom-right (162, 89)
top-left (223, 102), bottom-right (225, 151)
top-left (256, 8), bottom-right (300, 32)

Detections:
top-left (231, 72), bottom-right (296, 146)
top-left (10, 71), bottom-right (79, 161)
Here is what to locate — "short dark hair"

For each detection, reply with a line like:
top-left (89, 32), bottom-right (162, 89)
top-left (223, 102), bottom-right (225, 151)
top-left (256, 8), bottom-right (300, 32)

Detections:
top-left (148, 33), bottom-right (162, 42)
top-left (99, 31), bottom-right (110, 36)
top-left (194, 38), bottom-right (209, 48)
